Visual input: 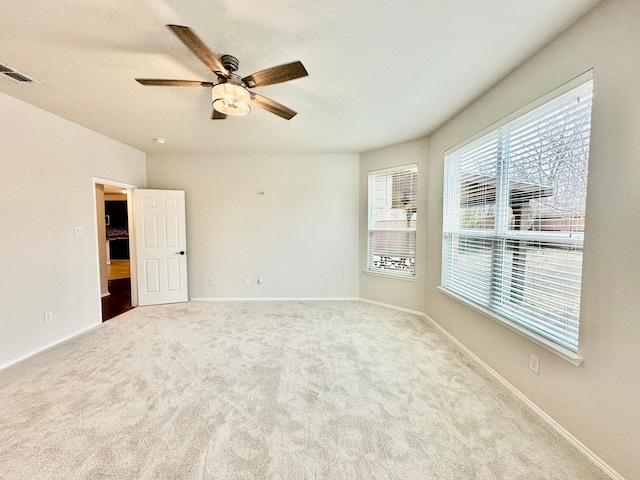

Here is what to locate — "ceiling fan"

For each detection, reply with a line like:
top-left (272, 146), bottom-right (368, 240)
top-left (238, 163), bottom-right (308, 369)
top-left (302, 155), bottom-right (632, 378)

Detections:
top-left (136, 25), bottom-right (308, 120)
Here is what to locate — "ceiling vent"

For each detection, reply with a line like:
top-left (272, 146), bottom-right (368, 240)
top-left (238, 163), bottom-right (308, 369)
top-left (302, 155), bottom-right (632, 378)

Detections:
top-left (0, 62), bottom-right (38, 84)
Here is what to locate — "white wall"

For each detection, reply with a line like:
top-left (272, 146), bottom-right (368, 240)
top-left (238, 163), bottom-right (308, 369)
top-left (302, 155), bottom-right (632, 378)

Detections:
top-left (359, 139), bottom-right (428, 312)
top-left (422, 1), bottom-right (639, 478)
top-left (0, 92), bottom-right (146, 368)
top-left (147, 153), bottom-right (359, 299)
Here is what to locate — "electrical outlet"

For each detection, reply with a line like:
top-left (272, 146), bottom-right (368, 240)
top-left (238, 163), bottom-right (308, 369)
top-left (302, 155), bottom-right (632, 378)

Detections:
top-left (529, 354), bottom-right (540, 374)
top-left (74, 226), bottom-right (85, 236)
top-left (209, 277), bottom-right (215, 286)
top-left (44, 311), bottom-right (53, 323)
top-left (245, 278), bottom-right (251, 285)
top-left (336, 276), bottom-right (342, 285)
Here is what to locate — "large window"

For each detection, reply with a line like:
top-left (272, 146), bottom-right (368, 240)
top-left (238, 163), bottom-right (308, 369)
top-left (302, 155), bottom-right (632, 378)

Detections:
top-left (368, 164), bottom-right (418, 277)
top-left (441, 79), bottom-right (593, 355)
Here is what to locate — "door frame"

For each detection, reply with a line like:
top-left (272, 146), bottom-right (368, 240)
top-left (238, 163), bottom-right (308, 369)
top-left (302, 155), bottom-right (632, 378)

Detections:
top-left (92, 177), bottom-right (139, 314)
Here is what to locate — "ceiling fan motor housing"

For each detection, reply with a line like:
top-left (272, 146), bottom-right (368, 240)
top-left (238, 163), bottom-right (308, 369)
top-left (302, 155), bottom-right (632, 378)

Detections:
top-left (221, 55), bottom-right (239, 73)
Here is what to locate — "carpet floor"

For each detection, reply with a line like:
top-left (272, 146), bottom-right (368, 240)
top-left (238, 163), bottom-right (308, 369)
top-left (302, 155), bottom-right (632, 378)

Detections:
top-left (0, 301), bottom-right (607, 479)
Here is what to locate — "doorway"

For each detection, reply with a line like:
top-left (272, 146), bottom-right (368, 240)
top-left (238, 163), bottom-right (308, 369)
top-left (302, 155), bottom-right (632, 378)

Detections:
top-left (94, 180), bottom-right (136, 321)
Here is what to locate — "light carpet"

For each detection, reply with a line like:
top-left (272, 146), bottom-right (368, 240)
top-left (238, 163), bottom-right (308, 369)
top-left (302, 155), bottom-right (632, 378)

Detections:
top-left (0, 301), bottom-right (607, 479)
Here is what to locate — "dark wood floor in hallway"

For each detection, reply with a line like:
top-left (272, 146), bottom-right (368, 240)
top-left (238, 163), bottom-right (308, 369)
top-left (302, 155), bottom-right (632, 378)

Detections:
top-left (102, 278), bottom-right (132, 321)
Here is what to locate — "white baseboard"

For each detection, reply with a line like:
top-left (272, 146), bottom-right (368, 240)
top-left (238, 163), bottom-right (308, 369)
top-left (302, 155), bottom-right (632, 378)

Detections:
top-left (359, 297), bottom-right (624, 480)
top-left (358, 298), bottom-right (425, 316)
top-left (190, 297), bottom-right (360, 302)
top-left (0, 322), bottom-right (102, 371)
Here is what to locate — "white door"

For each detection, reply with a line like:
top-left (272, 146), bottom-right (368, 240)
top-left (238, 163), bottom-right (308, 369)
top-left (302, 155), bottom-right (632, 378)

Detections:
top-left (133, 189), bottom-right (188, 305)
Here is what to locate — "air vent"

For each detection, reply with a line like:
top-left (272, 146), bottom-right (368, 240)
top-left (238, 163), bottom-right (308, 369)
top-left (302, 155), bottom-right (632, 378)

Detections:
top-left (0, 62), bottom-right (38, 83)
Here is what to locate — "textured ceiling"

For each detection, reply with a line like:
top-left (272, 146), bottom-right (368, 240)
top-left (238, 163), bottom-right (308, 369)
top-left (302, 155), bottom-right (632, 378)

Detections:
top-left (0, 0), bottom-right (602, 154)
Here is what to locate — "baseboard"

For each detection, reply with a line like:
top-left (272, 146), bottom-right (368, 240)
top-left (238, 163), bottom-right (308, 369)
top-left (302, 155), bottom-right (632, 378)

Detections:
top-left (359, 297), bottom-right (624, 480)
top-left (0, 322), bottom-right (102, 371)
top-left (358, 298), bottom-right (425, 317)
top-left (190, 297), bottom-right (360, 302)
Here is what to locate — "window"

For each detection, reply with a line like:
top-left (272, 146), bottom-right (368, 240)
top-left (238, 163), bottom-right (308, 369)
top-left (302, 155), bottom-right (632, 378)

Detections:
top-left (442, 79), bottom-right (593, 355)
top-left (368, 164), bottom-right (417, 277)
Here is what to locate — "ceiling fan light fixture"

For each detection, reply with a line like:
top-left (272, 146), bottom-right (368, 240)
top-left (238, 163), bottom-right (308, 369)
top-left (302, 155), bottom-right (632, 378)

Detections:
top-left (212, 98), bottom-right (251, 116)
top-left (211, 81), bottom-right (250, 104)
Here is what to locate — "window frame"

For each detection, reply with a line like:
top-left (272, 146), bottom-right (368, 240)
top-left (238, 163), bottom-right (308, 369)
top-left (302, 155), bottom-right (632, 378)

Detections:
top-left (367, 164), bottom-right (418, 279)
top-left (440, 71), bottom-right (593, 365)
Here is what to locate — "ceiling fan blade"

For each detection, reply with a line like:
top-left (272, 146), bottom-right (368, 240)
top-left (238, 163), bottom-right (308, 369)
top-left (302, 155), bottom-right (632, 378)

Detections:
top-left (136, 79), bottom-right (214, 87)
top-left (242, 61), bottom-right (308, 88)
top-left (251, 93), bottom-right (297, 120)
top-left (166, 24), bottom-right (227, 75)
top-left (211, 108), bottom-right (227, 120)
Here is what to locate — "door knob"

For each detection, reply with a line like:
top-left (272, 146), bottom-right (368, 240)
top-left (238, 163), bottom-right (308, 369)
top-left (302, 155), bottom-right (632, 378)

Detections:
top-left (175, 251), bottom-right (185, 255)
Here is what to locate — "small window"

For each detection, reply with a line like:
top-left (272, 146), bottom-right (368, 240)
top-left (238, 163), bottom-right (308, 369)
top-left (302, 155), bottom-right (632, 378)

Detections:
top-left (367, 164), bottom-right (417, 277)
top-left (441, 79), bottom-right (593, 354)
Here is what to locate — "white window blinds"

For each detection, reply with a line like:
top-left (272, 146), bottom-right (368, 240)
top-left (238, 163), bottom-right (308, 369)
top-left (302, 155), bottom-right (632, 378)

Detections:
top-left (368, 165), bottom-right (418, 277)
top-left (442, 80), bottom-right (593, 353)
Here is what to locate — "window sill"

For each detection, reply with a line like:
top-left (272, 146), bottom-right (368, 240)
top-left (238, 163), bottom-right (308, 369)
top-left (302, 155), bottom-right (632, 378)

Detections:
top-left (437, 286), bottom-right (584, 366)
top-left (364, 270), bottom-right (417, 282)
